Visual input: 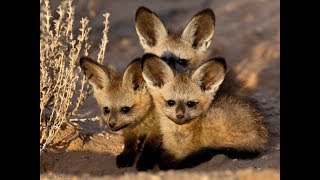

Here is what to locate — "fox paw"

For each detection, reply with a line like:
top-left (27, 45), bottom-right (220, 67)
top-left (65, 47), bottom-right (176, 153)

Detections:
top-left (116, 152), bottom-right (135, 168)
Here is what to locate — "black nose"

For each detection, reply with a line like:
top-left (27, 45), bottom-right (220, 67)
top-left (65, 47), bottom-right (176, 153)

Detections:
top-left (176, 114), bottom-right (184, 120)
top-left (109, 122), bottom-right (115, 128)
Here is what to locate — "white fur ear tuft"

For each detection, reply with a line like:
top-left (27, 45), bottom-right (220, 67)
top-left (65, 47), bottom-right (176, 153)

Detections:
top-left (80, 57), bottom-right (116, 90)
top-left (122, 58), bottom-right (145, 91)
top-left (205, 40), bottom-right (212, 49)
top-left (141, 54), bottom-right (174, 89)
top-left (182, 9), bottom-right (215, 52)
top-left (196, 40), bottom-right (213, 53)
top-left (191, 57), bottom-right (226, 95)
top-left (135, 7), bottom-right (168, 51)
top-left (142, 73), bottom-right (158, 91)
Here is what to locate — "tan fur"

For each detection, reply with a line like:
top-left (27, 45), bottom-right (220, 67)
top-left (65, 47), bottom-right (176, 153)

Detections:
top-left (136, 7), bottom-right (215, 70)
top-left (80, 57), bottom-right (162, 170)
top-left (142, 56), bottom-right (268, 160)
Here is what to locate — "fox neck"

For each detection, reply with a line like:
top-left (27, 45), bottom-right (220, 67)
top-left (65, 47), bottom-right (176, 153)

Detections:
top-left (139, 99), bottom-right (159, 128)
top-left (159, 111), bottom-right (204, 159)
top-left (123, 97), bottom-right (157, 134)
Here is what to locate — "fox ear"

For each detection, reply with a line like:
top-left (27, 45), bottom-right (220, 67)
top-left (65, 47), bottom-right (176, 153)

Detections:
top-left (182, 9), bottom-right (215, 53)
top-left (122, 58), bottom-right (145, 91)
top-left (142, 53), bottom-right (174, 89)
top-left (80, 57), bottom-right (116, 90)
top-left (135, 6), bottom-right (168, 51)
top-left (191, 57), bottom-right (226, 95)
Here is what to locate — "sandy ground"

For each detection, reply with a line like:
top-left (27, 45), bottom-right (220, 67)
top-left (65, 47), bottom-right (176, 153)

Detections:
top-left (40, 0), bottom-right (280, 179)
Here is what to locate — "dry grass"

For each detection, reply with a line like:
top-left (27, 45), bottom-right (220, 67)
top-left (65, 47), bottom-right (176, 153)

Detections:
top-left (40, 0), bottom-right (110, 155)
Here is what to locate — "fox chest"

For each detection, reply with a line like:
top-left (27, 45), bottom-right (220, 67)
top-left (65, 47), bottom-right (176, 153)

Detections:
top-left (161, 124), bottom-right (196, 159)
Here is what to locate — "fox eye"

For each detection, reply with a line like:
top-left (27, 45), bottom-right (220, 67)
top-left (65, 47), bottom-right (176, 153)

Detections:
top-left (166, 100), bottom-right (176, 106)
top-left (103, 107), bottom-right (110, 114)
top-left (121, 106), bottom-right (130, 114)
top-left (177, 59), bottom-right (188, 67)
top-left (186, 101), bottom-right (196, 108)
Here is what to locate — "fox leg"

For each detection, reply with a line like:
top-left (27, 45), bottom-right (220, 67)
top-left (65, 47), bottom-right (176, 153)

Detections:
top-left (136, 133), bottom-right (162, 171)
top-left (116, 133), bottom-right (138, 168)
top-left (158, 151), bottom-right (181, 170)
top-left (178, 148), bottom-right (217, 169)
top-left (159, 148), bottom-right (218, 170)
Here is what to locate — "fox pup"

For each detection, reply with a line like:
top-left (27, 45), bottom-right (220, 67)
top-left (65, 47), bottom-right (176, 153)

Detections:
top-left (80, 57), bottom-right (162, 171)
top-left (135, 6), bottom-right (215, 71)
top-left (141, 54), bottom-right (269, 169)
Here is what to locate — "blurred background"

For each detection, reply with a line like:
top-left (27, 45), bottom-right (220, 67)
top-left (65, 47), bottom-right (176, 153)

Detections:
top-left (49, 0), bottom-right (279, 79)
top-left (62, 0), bottom-right (280, 121)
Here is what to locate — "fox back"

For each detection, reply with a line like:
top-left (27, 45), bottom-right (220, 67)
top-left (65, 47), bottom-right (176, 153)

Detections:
top-left (135, 7), bottom-right (215, 71)
top-left (142, 54), bottom-right (268, 163)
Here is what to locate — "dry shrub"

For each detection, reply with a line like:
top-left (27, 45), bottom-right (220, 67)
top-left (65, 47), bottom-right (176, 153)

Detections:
top-left (40, 0), bottom-right (109, 155)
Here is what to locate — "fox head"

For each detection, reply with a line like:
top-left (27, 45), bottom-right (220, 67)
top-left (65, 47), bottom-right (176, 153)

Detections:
top-left (142, 54), bottom-right (226, 125)
top-left (80, 57), bottom-right (151, 131)
top-left (135, 7), bottom-right (215, 71)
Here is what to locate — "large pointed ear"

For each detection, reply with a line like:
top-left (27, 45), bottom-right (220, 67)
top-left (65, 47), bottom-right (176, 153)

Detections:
top-left (135, 7), bottom-right (168, 50)
top-left (80, 57), bottom-right (116, 90)
top-left (181, 9), bottom-right (215, 52)
top-left (191, 57), bottom-right (226, 95)
top-left (141, 53), bottom-right (174, 90)
top-left (122, 58), bottom-right (145, 91)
